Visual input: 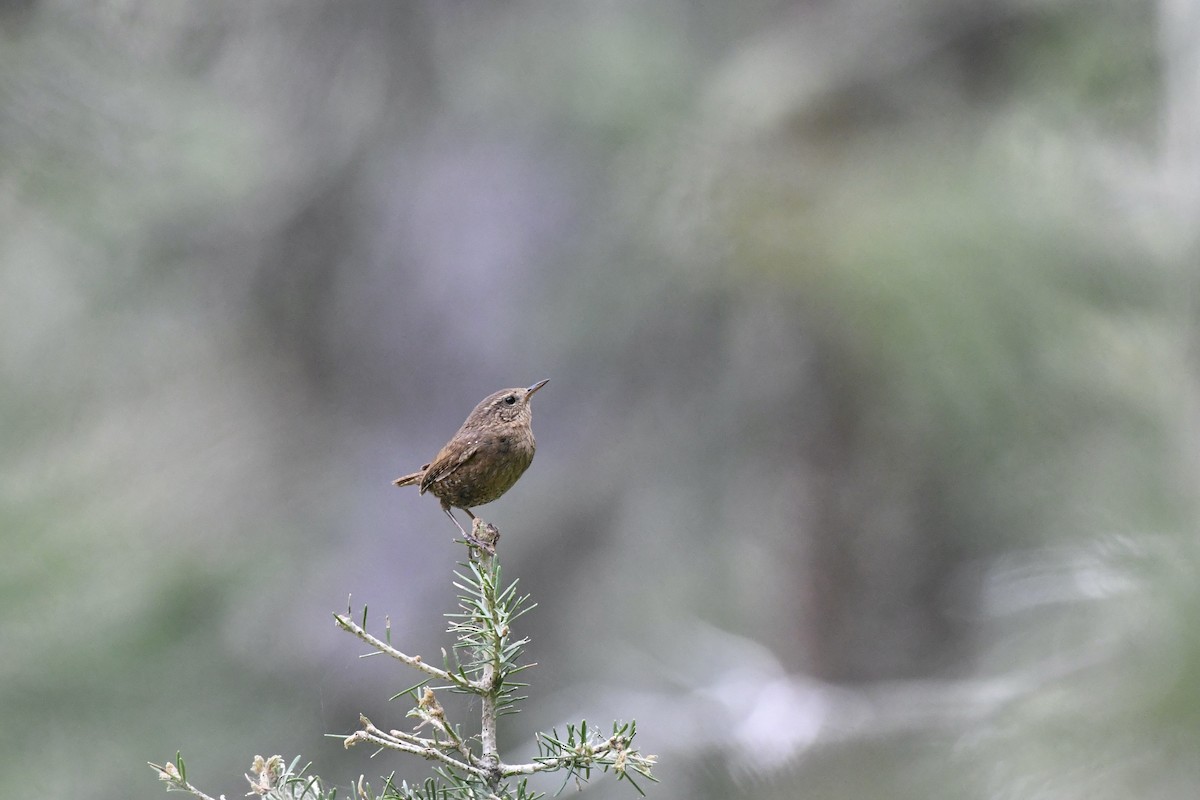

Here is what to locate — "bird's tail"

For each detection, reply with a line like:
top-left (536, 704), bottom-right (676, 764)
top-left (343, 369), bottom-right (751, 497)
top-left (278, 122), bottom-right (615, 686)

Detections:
top-left (392, 471), bottom-right (423, 488)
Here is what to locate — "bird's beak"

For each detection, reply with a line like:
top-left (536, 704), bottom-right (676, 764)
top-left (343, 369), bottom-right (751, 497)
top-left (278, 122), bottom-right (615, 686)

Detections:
top-left (526, 378), bottom-right (549, 397)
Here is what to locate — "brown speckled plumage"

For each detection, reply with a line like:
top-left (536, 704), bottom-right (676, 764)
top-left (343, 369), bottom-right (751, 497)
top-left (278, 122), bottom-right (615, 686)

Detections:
top-left (393, 380), bottom-right (547, 537)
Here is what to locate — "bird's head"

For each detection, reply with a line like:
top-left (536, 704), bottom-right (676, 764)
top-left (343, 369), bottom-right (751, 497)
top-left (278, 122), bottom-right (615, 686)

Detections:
top-left (466, 379), bottom-right (548, 428)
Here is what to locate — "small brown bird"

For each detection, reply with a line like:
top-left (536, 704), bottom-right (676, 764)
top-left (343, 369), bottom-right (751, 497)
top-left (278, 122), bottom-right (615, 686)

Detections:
top-left (393, 380), bottom-right (548, 539)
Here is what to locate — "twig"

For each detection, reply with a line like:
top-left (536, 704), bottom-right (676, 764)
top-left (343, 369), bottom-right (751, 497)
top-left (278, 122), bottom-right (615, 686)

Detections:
top-left (501, 735), bottom-right (623, 777)
top-left (345, 715), bottom-right (490, 779)
top-left (412, 687), bottom-right (476, 766)
top-left (333, 613), bottom-right (461, 686)
top-left (148, 761), bottom-right (220, 800)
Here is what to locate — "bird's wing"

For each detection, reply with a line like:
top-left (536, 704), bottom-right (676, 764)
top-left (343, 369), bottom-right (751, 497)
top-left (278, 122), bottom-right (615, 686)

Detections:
top-left (418, 443), bottom-right (479, 493)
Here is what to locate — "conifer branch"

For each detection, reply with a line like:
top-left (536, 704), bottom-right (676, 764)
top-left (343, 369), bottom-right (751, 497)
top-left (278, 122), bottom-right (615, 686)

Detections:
top-left (152, 518), bottom-right (657, 800)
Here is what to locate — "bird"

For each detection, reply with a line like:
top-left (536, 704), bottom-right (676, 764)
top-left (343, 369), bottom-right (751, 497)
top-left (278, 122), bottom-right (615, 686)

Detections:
top-left (393, 380), bottom-right (548, 541)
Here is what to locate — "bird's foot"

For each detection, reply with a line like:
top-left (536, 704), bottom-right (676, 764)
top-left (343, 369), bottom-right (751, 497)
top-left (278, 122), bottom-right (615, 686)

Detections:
top-left (465, 518), bottom-right (500, 556)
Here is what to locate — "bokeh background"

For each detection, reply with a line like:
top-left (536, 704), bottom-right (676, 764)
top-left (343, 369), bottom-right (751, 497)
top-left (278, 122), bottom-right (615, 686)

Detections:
top-left (4, 1), bottom-right (1199, 798)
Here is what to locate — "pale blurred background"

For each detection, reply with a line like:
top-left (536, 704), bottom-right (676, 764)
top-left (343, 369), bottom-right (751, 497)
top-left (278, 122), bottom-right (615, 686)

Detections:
top-left (3, 1), bottom-right (1199, 798)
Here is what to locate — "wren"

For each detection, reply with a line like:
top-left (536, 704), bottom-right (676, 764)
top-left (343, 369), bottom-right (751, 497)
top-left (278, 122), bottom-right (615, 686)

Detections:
top-left (393, 380), bottom-right (548, 542)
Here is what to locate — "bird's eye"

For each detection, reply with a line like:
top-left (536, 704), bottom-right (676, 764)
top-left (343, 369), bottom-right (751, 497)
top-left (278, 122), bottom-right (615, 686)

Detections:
top-left (503, 395), bottom-right (517, 405)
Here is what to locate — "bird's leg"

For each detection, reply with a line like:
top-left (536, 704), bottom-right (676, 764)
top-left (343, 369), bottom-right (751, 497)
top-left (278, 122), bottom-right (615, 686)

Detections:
top-left (441, 504), bottom-right (470, 538)
top-left (442, 505), bottom-right (496, 554)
